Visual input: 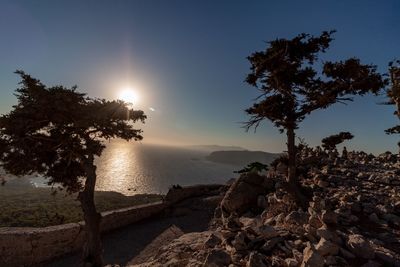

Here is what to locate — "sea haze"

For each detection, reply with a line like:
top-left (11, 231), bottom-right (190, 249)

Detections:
top-left (12, 140), bottom-right (240, 195)
top-left (4, 140), bottom-right (280, 195)
top-left (93, 140), bottom-right (239, 195)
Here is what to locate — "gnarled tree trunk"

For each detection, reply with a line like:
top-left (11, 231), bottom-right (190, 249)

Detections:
top-left (286, 127), bottom-right (308, 209)
top-left (78, 156), bottom-right (103, 267)
top-left (287, 127), bottom-right (296, 186)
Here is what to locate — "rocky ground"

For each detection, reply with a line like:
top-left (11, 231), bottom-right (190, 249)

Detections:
top-left (128, 150), bottom-right (400, 267)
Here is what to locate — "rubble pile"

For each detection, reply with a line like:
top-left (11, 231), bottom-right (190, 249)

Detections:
top-left (132, 149), bottom-right (400, 267)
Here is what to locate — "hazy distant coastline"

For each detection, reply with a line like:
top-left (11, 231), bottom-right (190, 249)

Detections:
top-left (187, 145), bottom-right (246, 152)
top-left (206, 150), bottom-right (281, 166)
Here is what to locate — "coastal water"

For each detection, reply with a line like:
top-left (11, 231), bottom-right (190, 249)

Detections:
top-left (14, 140), bottom-right (239, 195)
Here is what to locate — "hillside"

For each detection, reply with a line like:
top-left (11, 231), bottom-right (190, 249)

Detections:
top-left (189, 145), bottom-right (246, 152)
top-left (206, 150), bottom-right (281, 166)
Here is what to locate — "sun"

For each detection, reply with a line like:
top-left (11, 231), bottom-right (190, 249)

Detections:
top-left (118, 88), bottom-right (139, 104)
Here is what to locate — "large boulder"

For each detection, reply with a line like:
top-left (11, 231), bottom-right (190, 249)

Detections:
top-left (346, 234), bottom-right (375, 259)
top-left (203, 249), bottom-right (231, 267)
top-left (129, 231), bottom-right (213, 267)
top-left (221, 172), bottom-right (271, 214)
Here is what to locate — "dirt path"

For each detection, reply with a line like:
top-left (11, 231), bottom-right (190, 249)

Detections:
top-left (41, 195), bottom-right (219, 267)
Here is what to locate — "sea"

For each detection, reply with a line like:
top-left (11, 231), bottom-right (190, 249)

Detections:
top-left (3, 140), bottom-right (240, 195)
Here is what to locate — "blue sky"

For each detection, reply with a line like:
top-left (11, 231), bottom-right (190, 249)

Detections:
top-left (0, 0), bottom-right (399, 153)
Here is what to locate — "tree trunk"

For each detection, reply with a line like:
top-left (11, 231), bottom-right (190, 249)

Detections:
top-left (287, 127), bottom-right (296, 186)
top-left (78, 156), bottom-right (103, 267)
top-left (286, 127), bottom-right (308, 209)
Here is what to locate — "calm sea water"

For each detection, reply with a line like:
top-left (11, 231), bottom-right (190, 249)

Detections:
top-left (24, 140), bottom-right (239, 195)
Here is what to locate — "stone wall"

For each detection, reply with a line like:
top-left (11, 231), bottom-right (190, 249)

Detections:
top-left (0, 184), bottom-right (223, 267)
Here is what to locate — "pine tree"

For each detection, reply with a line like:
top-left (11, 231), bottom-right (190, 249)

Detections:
top-left (0, 71), bottom-right (146, 266)
top-left (245, 31), bottom-right (386, 207)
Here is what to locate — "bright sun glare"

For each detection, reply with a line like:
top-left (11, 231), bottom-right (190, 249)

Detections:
top-left (118, 88), bottom-right (139, 104)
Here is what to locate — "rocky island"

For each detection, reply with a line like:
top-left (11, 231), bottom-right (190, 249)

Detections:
top-left (206, 150), bottom-right (280, 166)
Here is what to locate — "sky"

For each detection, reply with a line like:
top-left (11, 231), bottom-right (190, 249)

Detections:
top-left (0, 0), bottom-right (399, 154)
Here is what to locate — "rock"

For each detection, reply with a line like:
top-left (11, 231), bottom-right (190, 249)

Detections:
top-left (285, 211), bottom-right (309, 225)
top-left (317, 179), bottom-right (329, 188)
top-left (232, 231), bottom-right (248, 251)
top-left (285, 258), bottom-right (298, 267)
top-left (128, 225), bottom-right (184, 265)
top-left (320, 210), bottom-right (337, 225)
top-left (260, 236), bottom-right (283, 252)
top-left (294, 239), bottom-right (303, 248)
top-left (204, 233), bottom-right (221, 248)
top-left (130, 231), bottom-right (212, 266)
top-left (257, 225), bottom-right (279, 239)
top-left (325, 256), bottom-right (348, 266)
top-left (221, 173), bottom-right (268, 214)
top-left (246, 251), bottom-right (267, 267)
top-left (316, 226), bottom-right (333, 240)
top-left (382, 213), bottom-right (400, 226)
top-left (257, 195), bottom-right (268, 208)
top-left (301, 244), bottom-right (324, 267)
top-left (375, 249), bottom-right (400, 267)
top-left (369, 213), bottom-right (380, 223)
top-left (240, 217), bottom-right (262, 229)
top-left (315, 238), bottom-right (339, 256)
top-left (223, 215), bottom-right (242, 231)
top-left (276, 162), bottom-right (288, 175)
top-left (324, 256), bottom-right (337, 266)
top-left (204, 249), bottom-right (231, 267)
top-left (308, 215), bottom-right (322, 228)
top-left (362, 203), bottom-right (375, 214)
top-left (274, 213), bottom-right (286, 224)
top-left (347, 234), bottom-right (375, 259)
top-left (350, 202), bottom-right (362, 213)
top-left (220, 229), bottom-right (236, 241)
top-left (361, 260), bottom-right (382, 267)
top-left (321, 166), bottom-right (330, 175)
top-left (292, 249), bottom-right (303, 263)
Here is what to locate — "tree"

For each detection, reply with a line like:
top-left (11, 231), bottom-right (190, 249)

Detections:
top-left (384, 60), bottom-right (400, 152)
top-left (321, 132), bottom-right (354, 151)
top-left (235, 162), bottom-right (269, 174)
top-left (244, 31), bottom-right (386, 207)
top-left (0, 71), bottom-right (146, 267)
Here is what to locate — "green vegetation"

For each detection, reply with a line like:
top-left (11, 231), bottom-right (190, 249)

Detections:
top-left (0, 186), bottom-right (162, 227)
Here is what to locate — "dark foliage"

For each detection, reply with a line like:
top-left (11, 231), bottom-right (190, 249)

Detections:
top-left (245, 31), bottom-right (386, 132)
top-left (270, 154), bottom-right (289, 169)
top-left (244, 31), bottom-right (386, 206)
top-left (235, 162), bottom-right (269, 174)
top-left (384, 60), bottom-right (400, 138)
top-left (0, 71), bottom-right (146, 266)
top-left (321, 132), bottom-right (354, 151)
top-left (0, 71), bottom-right (146, 193)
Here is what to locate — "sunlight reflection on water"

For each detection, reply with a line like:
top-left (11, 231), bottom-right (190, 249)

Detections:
top-left (93, 140), bottom-right (237, 195)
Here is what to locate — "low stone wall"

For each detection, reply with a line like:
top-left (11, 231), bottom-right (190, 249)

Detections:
top-left (100, 201), bottom-right (167, 233)
top-left (0, 223), bottom-right (85, 267)
top-left (0, 184), bottom-right (223, 267)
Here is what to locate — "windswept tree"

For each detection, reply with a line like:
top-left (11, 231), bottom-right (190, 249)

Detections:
top-left (245, 31), bottom-right (386, 206)
top-left (0, 71), bottom-right (146, 267)
top-left (321, 132), bottom-right (354, 151)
